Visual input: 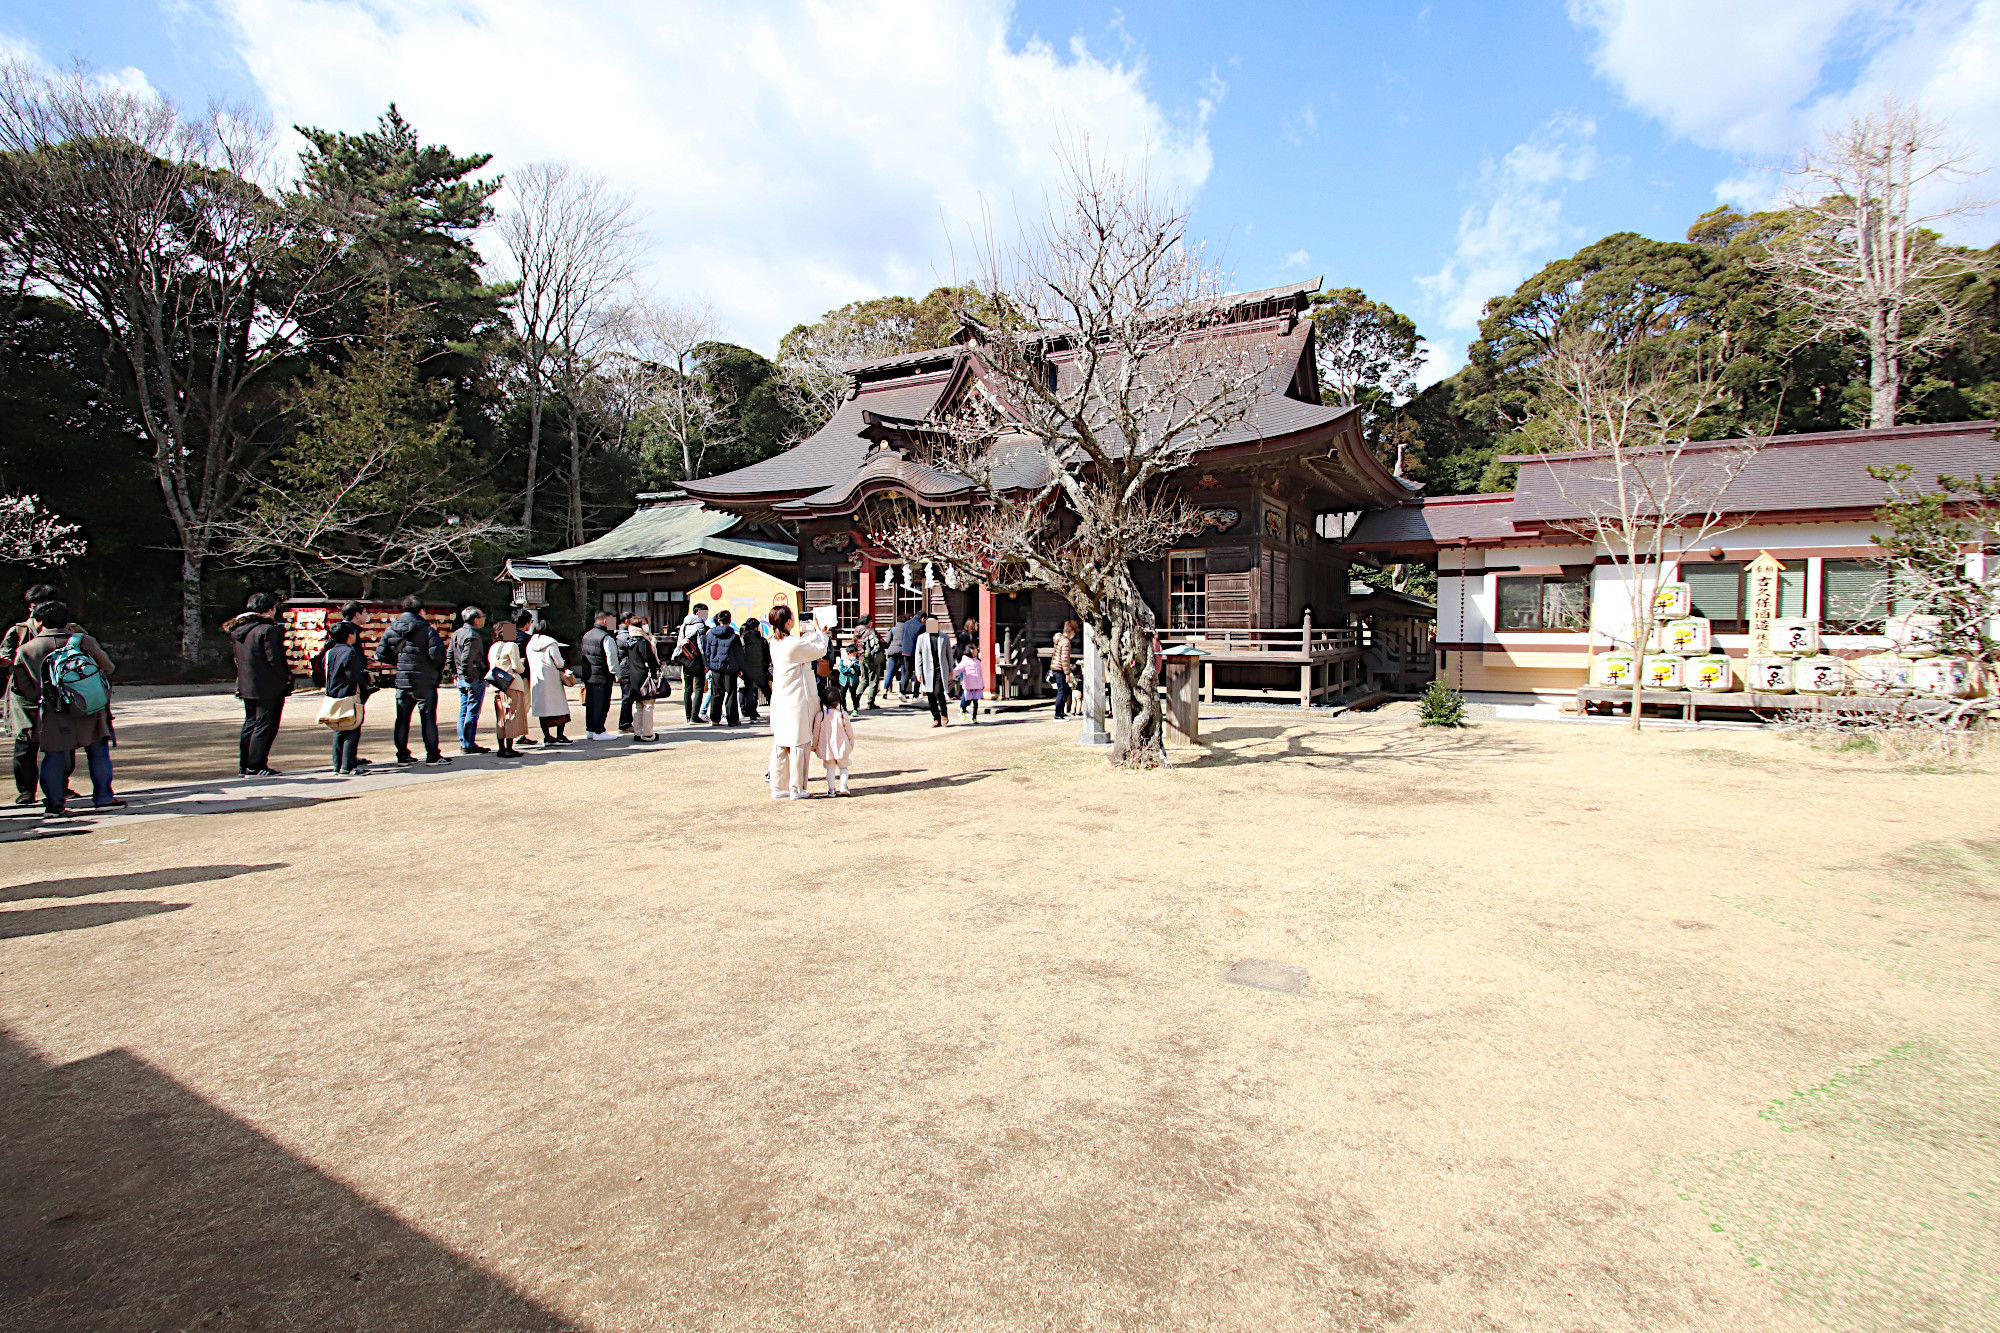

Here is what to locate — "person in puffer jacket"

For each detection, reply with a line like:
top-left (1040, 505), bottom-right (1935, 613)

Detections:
top-left (375, 595), bottom-right (448, 766)
top-left (701, 610), bottom-right (744, 726)
top-left (226, 591), bottom-right (291, 777)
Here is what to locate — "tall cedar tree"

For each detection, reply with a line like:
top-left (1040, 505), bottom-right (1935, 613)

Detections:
top-left (233, 308), bottom-right (515, 597)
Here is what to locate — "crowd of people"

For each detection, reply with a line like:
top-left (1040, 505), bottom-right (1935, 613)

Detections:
top-left (0, 583), bottom-right (1091, 818)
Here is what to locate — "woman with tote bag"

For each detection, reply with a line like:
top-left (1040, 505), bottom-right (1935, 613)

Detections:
top-left (315, 621), bottom-right (371, 774)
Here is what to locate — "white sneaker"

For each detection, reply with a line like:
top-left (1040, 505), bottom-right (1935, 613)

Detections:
top-left (770, 789), bottom-right (789, 800)
top-left (788, 790), bottom-right (809, 800)
top-left (586, 731), bottom-right (614, 741)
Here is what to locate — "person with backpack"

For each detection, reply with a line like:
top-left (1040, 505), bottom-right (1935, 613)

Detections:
top-left (1, 582), bottom-right (63, 806)
top-left (853, 618), bottom-right (885, 710)
top-left (449, 606), bottom-right (491, 756)
top-left (702, 609), bottom-right (744, 726)
top-left (375, 595), bottom-right (449, 766)
top-left (226, 592), bottom-right (292, 777)
top-left (9, 600), bottom-right (121, 815)
top-left (676, 603), bottom-right (709, 724)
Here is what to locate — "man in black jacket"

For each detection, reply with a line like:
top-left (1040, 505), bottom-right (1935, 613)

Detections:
top-left (702, 609), bottom-right (743, 726)
top-left (737, 615), bottom-right (770, 722)
top-left (376, 595), bottom-right (449, 766)
top-left (578, 611), bottom-right (616, 740)
top-left (450, 606), bottom-right (491, 755)
top-left (226, 592), bottom-right (292, 776)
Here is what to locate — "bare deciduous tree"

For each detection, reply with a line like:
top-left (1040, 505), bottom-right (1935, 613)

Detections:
top-left (0, 495), bottom-right (86, 566)
top-left (493, 161), bottom-right (642, 539)
top-left (1761, 98), bottom-right (1991, 428)
top-left (618, 296), bottom-right (723, 483)
top-left (1523, 322), bottom-right (1761, 731)
top-left (0, 62), bottom-right (348, 660)
top-left (875, 153), bottom-right (1270, 768)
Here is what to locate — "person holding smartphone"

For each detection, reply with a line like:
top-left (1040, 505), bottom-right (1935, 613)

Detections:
top-left (765, 605), bottom-right (832, 800)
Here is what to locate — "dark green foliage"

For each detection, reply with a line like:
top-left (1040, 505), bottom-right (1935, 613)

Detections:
top-left (0, 296), bottom-right (183, 656)
top-left (1417, 678), bottom-right (1467, 727)
top-left (1406, 208), bottom-right (2000, 498)
top-left (1309, 286), bottom-right (1427, 477)
top-left (292, 106), bottom-right (506, 363)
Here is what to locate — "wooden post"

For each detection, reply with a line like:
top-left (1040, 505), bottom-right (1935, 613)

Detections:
top-left (858, 558), bottom-right (875, 632)
top-left (1202, 660), bottom-right (1213, 704)
top-left (978, 583), bottom-right (997, 703)
top-left (1300, 662), bottom-right (1312, 710)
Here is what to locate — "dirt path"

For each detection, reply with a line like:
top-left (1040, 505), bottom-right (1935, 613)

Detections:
top-left (2, 710), bottom-right (1993, 1331)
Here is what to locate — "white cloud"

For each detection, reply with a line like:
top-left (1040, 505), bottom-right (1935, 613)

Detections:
top-left (1570, 0), bottom-right (2000, 232)
top-left (211, 0), bottom-right (1212, 353)
top-left (1283, 248), bottom-right (1310, 268)
top-left (1415, 115), bottom-right (1598, 376)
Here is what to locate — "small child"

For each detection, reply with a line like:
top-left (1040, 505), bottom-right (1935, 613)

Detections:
top-left (952, 646), bottom-right (985, 724)
top-left (812, 693), bottom-right (854, 796)
top-left (834, 645), bottom-right (862, 713)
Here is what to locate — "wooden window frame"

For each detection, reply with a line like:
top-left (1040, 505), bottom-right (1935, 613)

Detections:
top-left (834, 567), bottom-right (861, 629)
top-left (1494, 573), bottom-right (1589, 632)
top-left (1167, 549), bottom-right (1207, 630)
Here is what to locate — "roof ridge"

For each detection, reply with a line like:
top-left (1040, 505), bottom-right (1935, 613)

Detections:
top-left (1499, 418), bottom-right (1999, 465)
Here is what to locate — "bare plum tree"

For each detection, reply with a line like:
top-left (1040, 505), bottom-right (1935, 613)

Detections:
top-left (1760, 98), bottom-right (1991, 428)
top-left (0, 496), bottom-right (86, 567)
top-left (874, 153), bottom-right (1269, 768)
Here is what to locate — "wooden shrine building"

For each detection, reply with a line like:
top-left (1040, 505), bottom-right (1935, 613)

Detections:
top-left (682, 280), bottom-right (1420, 705)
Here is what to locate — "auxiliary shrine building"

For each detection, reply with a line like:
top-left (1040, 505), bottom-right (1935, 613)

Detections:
top-left (1347, 419), bottom-right (2000, 702)
top-left (681, 280), bottom-right (1424, 705)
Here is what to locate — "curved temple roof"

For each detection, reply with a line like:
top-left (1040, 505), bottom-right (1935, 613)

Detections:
top-left (682, 281), bottom-right (1417, 520)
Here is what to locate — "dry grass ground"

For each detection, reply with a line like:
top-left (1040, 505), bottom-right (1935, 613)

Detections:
top-left (1, 700), bottom-right (1995, 1332)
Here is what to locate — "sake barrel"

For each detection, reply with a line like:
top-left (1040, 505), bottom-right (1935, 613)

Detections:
top-left (1885, 613), bottom-right (1943, 658)
top-left (1686, 654), bottom-right (1735, 692)
top-left (1911, 656), bottom-right (1973, 698)
top-left (1795, 655), bottom-right (1845, 694)
top-left (1665, 617), bottom-right (1712, 655)
top-left (1595, 652), bottom-right (1637, 687)
top-left (1771, 618), bottom-right (1819, 656)
top-left (1652, 582), bottom-right (1691, 618)
top-left (1748, 657), bottom-right (1794, 693)
top-left (1643, 655), bottom-right (1684, 690)
top-left (1849, 654), bottom-right (1914, 695)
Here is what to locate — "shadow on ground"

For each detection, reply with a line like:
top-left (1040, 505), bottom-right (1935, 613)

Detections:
top-left (0, 902), bottom-right (191, 939)
top-left (0, 1031), bottom-right (577, 1330)
top-left (1, 864), bottom-right (286, 905)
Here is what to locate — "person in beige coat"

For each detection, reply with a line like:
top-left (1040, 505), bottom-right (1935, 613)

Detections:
top-left (488, 619), bottom-right (530, 757)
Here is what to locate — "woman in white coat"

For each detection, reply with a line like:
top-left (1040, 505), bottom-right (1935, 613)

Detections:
top-left (525, 625), bottom-right (575, 745)
top-left (764, 605), bottom-right (828, 800)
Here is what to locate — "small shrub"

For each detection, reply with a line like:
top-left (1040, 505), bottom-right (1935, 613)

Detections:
top-left (1417, 679), bottom-right (1467, 728)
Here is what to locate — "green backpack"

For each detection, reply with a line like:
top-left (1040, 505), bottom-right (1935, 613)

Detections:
top-left (45, 634), bottom-right (110, 717)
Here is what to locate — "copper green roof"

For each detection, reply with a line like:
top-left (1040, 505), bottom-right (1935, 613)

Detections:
top-left (535, 501), bottom-right (797, 568)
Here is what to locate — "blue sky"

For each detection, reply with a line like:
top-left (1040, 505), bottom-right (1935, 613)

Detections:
top-left (6, 1), bottom-right (1997, 376)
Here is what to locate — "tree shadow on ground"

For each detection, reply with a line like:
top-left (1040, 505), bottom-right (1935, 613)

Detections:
top-left (0, 1031), bottom-right (577, 1330)
top-left (860, 768), bottom-right (1007, 797)
top-left (1173, 721), bottom-right (1535, 775)
top-left (1, 864), bottom-right (286, 905)
top-left (0, 902), bottom-right (190, 939)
